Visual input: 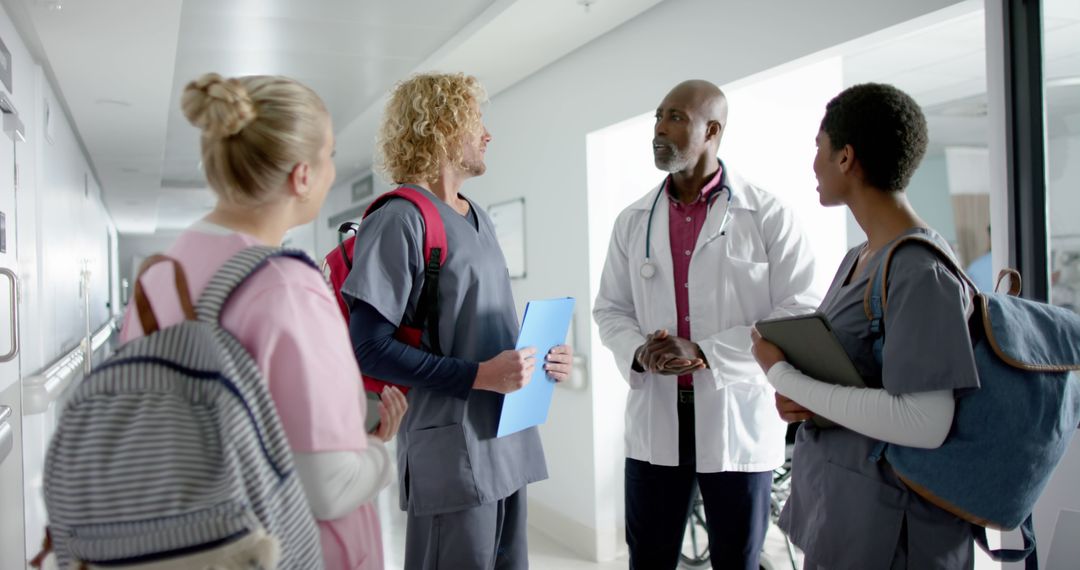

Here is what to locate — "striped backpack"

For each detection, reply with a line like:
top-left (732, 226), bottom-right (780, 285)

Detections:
top-left (866, 234), bottom-right (1080, 569)
top-left (38, 247), bottom-right (323, 569)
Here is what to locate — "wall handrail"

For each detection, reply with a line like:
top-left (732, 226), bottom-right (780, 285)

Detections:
top-left (22, 318), bottom-right (117, 415)
top-left (0, 405), bottom-right (13, 466)
top-left (90, 317), bottom-right (113, 352)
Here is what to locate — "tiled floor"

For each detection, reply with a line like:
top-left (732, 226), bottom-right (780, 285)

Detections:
top-left (376, 478), bottom-right (803, 570)
top-left (378, 486), bottom-right (630, 569)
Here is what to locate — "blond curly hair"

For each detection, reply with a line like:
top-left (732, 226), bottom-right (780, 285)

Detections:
top-left (376, 73), bottom-right (487, 184)
top-left (181, 73), bottom-right (329, 205)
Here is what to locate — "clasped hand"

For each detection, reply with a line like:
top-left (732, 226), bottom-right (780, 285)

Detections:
top-left (635, 329), bottom-right (706, 375)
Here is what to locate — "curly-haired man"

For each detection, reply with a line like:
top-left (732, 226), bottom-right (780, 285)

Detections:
top-left (342, 72), bottom-right (572, 569)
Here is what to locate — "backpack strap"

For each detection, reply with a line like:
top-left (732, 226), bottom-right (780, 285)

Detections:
top-left (195, 246), bottom-right (318, 324)
top-left (337, 222), bottom-right (360, 271)
top-left (861, 234), bottom-right (976, 463)
top-left (860, 235), bottom-right (990, 472)
top-left (363, 187), bottom-right (449, 266)
top-left (363, 186), bottom-right (449, 355)
top-left (973, 514), bottom-right (1039, 569)
top-left (862, 237), bottom-right (1042, 569)
top-left (862, 233), bottom-right (977, 364)
top-left (995, 268), bottom-right (1023, 296)
top-left (133, 255), bottom-right (197, 335)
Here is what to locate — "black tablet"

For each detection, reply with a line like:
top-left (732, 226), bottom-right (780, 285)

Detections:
top-left (756, 311), bottom-right (865, 427)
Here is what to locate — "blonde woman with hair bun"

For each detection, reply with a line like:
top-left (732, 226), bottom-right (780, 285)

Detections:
top-left (121, 73), bottom-right (405, 570)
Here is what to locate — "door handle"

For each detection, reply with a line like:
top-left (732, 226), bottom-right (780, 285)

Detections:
top-left (0, 405), bottom-right (12, 466)
top-left (0, 268), bottom-right (17, 363)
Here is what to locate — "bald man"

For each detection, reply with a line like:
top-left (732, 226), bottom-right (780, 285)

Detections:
top-left (593, 80), bottom-right (818, 569)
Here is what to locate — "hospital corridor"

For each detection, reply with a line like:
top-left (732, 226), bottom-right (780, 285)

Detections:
top-left (0, 0), bottom-right (1079, 568)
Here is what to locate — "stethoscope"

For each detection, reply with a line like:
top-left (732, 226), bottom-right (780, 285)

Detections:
top-left (640, 179), bottom-right (734, 280)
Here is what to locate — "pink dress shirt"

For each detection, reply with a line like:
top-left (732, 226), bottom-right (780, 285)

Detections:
top-left (666, 165), bottom-right (724, 388)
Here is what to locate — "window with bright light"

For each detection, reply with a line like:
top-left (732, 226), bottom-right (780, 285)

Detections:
top-left (1045, 0), bottom-right (1080, 312)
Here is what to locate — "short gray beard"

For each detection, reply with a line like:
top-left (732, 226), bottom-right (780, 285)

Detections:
top-left (655, 149), bottom-right (691, 173)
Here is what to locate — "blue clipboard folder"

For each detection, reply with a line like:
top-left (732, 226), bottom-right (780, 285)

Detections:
top-left (496, 297), bottom-right (576, 438)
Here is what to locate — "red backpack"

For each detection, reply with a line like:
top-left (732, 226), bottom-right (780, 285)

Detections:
top-left (321, 186), bottom-right (448, 394)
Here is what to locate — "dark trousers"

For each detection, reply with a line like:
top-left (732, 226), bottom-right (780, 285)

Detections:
top-left (626, 392), bottom-right (772, 570)
top-left (404, 487), bottom-right (528, 570)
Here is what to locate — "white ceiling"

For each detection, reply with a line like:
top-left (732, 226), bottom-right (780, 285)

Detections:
top-left (161, 0), bottom-right (498, 189)
top-left (5, 0), bottom-right (1078, 234)
top-left (2, 0), bottom-right (184, 232)
top-left (844, 0), bottom-right (1080, 155)
top-left (5, 0), bottom-right (665, 233)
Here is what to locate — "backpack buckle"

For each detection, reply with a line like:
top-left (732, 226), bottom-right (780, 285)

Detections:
top-left (869, 317), bottom-right (882, 335)
top-left (425, 248), bottom-right (442, 276)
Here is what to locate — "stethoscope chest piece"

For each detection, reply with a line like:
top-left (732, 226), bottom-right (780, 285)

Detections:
top-left (640, 262), bottom-right (656, 279)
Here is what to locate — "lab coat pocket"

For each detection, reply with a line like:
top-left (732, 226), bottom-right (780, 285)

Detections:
top-left (725, 383), bottom-right (784, 465)
top-left (717, 257), bottom-right (772, 326)
top-left (406, 424), bottom-right (481, 516)
top-left (813, 460), bottom-right (907, 569)
top-left (720, 226), bottom-right (768, 263)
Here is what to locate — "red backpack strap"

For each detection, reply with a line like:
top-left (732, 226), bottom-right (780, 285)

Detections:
top-left (337, 222), bottom-right (360, 270)
top-left (364, 186), bottom-right (448, 355)
top-left (364, 187), bottom-right (448, 265)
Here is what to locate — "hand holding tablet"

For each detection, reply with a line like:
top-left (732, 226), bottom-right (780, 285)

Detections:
top-left (753, 311), bottom-right (866, 428)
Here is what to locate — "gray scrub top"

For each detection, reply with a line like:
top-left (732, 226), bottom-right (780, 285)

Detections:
top-left (779, 228), bottom-right (980, 570)
top-left (341, 187), bottom-right (548, 516)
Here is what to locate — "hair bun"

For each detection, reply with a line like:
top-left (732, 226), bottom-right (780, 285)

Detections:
top-left (181, 72), bottom-right (257, 138)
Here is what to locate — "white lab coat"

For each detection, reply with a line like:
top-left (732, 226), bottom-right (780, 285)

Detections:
top-left (593, 167), bottom-right (819, 472)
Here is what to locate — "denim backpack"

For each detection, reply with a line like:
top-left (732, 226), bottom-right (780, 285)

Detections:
top-left (865, 234), bottom-right (1080, 569)
top-left (38, 247), bottom-right (323, 569)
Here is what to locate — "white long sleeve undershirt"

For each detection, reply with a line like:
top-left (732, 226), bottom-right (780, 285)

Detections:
top-left (293, 437), bottom-right (394, 521)
top-left (766, 361), bottom-right (955, 449)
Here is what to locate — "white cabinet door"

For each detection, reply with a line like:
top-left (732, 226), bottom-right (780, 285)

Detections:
top-left (0, 112), bottom-right (25, 568)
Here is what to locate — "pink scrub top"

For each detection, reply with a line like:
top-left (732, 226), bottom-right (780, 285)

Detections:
top-left (120, 224), bottom-right (383, 570)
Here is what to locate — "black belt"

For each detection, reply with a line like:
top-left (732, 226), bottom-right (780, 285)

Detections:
top-left (677, 388), bottom-right (694, 405)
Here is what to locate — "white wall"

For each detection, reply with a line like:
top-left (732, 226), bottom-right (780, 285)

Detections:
top-left (910, 153), bottom-right (957, 243)
top-left (115, 165), bottom-right (393, 299)
top-left (313, 170), bottom-right (395, 263)
top-left (23, 67), bottom-right (119, 556)
top-left (1048, 133), bottom-right (1080, 240)
top-left (721, 58), bottom-right (848, 295)
top-left (453, 0), bottom-right (969, 560)
top-left (0, 1), bottom-right (119, 563)
top-left (117, 231), bottom-right (182, 301)
top-left (583, 112), bottom-right (652, 560)
top-left (2, 5), bottom-right (116, 384)
top-left (1031, 133), bottom-right (1080, 569)
top-left (845, 152), bottom-right (957, 249)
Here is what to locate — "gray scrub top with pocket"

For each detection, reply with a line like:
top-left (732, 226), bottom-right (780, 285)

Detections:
top-left (779, 228), bottom-right (980, 569)
top-left (340, 187), bottom-right (547, 516)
